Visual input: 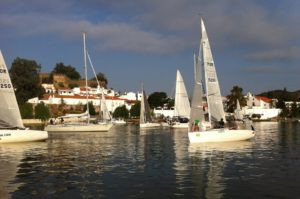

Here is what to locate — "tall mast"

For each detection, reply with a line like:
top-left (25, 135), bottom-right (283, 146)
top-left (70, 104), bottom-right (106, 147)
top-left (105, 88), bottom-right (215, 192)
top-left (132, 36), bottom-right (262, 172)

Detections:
top-left (83, 32), bottom-right (90, 124)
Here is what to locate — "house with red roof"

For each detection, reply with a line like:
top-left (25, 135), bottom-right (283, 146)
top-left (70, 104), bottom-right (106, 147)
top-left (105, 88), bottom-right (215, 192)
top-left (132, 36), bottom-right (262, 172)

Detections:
top-left (242, 92), bottom-right (281, 120)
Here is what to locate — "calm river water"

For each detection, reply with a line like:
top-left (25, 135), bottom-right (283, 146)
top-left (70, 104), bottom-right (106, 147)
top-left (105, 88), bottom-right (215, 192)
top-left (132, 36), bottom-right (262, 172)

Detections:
top-left (1, 122), bottom-right (300, 199)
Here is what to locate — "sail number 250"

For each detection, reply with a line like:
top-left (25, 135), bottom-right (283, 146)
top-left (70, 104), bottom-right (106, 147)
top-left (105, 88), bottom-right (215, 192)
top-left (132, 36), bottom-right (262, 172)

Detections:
top-left (0, 83), bottom-right (11, 88)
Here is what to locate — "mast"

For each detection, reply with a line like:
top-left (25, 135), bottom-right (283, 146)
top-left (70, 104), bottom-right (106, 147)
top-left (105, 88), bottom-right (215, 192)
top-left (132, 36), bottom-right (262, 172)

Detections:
top-left (83, 32), bottom-right (90, 124)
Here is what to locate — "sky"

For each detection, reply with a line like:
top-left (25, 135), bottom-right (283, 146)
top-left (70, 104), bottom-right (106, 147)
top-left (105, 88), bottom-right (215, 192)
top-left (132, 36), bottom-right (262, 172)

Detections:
top-left (1, 0), bottom-right (300, 97)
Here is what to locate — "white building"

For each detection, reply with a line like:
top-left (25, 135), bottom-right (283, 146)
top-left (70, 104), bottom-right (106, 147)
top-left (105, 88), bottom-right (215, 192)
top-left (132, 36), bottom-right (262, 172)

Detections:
top-left (29, 86), bottom-right (139, 113)
top-left (42, 83), bottom-right (56, 93)
top-left (242, 92), bottom-right (281, 120)
top-left (154, 107), bottom-right (174, 118)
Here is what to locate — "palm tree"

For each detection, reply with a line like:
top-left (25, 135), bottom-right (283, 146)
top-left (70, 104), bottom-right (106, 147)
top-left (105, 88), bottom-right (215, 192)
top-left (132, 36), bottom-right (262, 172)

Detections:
top-left (227, 86), bottom-right (246, 112)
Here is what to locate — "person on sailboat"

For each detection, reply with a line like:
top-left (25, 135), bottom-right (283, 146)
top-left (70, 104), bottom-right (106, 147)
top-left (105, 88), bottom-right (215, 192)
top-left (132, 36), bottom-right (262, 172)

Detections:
top-left (192, 119), bottom-right (200, 131)
top-left (218, 118), bottom-right (225, 128)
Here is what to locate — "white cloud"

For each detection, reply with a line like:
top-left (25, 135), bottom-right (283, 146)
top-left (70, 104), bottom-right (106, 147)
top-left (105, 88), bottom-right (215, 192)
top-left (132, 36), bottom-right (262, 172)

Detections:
top-left (1, 0), bottom-right (300, 59)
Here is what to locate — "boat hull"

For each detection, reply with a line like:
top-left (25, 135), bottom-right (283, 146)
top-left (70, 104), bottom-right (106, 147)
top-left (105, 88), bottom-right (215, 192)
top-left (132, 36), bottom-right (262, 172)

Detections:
top-left (188, 128), bottom-right (255, 143)
top-left (171, 122), bottom-right (189, 129)
top-left (112, 120), bottom-right (126, 125)
top-left (0, 129), bottom-right (48, 143)
top-left (140, 123), bottom-right (161, 128)
top-left (45, 123), bottom-right (113, 132)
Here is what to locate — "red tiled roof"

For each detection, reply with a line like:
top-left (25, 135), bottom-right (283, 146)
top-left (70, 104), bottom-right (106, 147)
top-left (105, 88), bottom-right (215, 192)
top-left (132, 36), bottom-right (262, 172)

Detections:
top-left (42, 93), bottom-right (138, 102)
top-left (255, 96), bottom-right (272, 103)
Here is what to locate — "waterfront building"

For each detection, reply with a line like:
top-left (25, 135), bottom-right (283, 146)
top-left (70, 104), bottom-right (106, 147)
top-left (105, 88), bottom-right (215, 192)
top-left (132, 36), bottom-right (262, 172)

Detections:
top-left (28, 86), bottom-right (139, 114)
top-left (242, 92), bottom-right (281, 120)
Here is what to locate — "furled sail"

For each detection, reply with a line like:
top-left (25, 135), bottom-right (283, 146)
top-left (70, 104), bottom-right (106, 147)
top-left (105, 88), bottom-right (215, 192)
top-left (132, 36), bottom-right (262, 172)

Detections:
top-left (0, 51), bottom-right (24, 129)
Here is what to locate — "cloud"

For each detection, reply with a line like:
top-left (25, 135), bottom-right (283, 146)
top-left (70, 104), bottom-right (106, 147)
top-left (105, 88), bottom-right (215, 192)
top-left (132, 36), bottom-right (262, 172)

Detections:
top-left (1, 0), bottom-right (300, 57)
top-left (245, 48), bottom-right (300, 61)
top-left (243, 66), bottom-right (281, 74)
top-left (243, 64), bottom-right (300, 76)
top-left (0, 13), bottom-right (186, 54)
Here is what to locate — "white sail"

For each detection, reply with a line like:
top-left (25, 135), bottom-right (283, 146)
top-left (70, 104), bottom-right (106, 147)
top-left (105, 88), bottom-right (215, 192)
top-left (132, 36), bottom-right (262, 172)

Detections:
top-left (174, 70), bottom-right (190, 118)
top-left (189, 52), bottom-right (205, 131)
top-left (234, 99), bottom-right (243, 120)
top-left (140, 86), bottom-right (152, 124)
top-left (0, 51), bottom-right (24, 129)
top-left (202, 19), bottom-right (226, 124)
top-left (62, 111), bottom-right (89, 119)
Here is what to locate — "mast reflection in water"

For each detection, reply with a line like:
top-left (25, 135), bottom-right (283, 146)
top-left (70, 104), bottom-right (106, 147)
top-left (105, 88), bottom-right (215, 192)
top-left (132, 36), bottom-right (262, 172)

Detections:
top-left (1, 122), bottom-right (300, 198)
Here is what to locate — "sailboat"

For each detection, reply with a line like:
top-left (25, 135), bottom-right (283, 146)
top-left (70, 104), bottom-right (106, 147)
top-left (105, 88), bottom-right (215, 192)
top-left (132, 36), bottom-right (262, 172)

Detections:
top-left (45, 33), bottom-right (113, 132)
top-left (170, 70), bottom-right (190, 128)
top-left (86, 50), bottom-right (113, 125)
top-left (139, 85), bottom-right (160, 128)
top-left (188, 19), bottom-right (254, 143)
top-left (0, 51), bottom-right (48, 143)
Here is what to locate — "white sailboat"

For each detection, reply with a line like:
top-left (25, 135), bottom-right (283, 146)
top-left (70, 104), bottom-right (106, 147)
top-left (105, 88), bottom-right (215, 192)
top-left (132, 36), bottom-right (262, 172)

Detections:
top-left (0, 51), bottom-right (48, 143)
top-left (170, 70), bottom-right (190, 128)
top-left (139, 85), bottom-right (160, 128)
top-left (45, 33), bottom-right (112, 132)
top-left (188, 19), bottom-right (254, 143)
top-left (86, 50), bottom-right (113, 125)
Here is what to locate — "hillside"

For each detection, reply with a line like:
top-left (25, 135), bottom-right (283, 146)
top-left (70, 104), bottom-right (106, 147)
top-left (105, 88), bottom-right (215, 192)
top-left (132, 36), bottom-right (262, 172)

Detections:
top-left (257, 89), bottom-right (300, 101)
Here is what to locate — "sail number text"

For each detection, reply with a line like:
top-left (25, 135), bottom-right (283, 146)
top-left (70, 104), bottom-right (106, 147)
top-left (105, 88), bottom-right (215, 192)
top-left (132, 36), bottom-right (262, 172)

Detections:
top-left (208, 78), bottom-right (216, 82)
top-left (0, 83), bottom-right (12, 88)
top-left (0, 69), bottom-right (7, 73)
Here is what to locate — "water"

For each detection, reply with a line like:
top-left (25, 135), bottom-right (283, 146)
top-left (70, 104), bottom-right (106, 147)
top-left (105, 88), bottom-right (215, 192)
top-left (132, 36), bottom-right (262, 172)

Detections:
top-left (1, 122), bottom-right (300, 198)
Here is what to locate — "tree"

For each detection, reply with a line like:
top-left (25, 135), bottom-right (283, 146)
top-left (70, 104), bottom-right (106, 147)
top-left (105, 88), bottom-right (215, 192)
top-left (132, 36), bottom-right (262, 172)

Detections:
top-left (113, 105), bottom-right (129, 119)
top-left (51, 62), bottom-right (81, 80)
top-left (130, 102), bottom-right (140, 118)
top-left (9, 57), bottom-right (45, 105)
top-left (148, 92), bottom-right (168, 108)
top-left (90, 72), bottom-right (108, 88)
top-left (290, 101), bottom-right (298, 118)
top-left (69, 83), bottom-right (79, 89)
top-left (226, 86), bottom-right (246, 113)
top-left (83, 102), bottom-right (96, 115)
top-left (277, 99), bottom-right (288, 117)
top-left (35, 102), bottom-right (50, 121)
top-left (20, 103), bottom-right (34, 119)
top-left (165, 98), bottom-right (174, 108)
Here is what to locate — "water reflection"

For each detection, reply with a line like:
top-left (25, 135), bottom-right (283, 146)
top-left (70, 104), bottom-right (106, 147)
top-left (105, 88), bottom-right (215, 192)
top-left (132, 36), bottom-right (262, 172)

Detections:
top-left (0, 142), bottom-right (47, 198)
top-left (1, 123), bottom-right (300, 198)
top-left (188, 140), bottom-right (254, 199)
